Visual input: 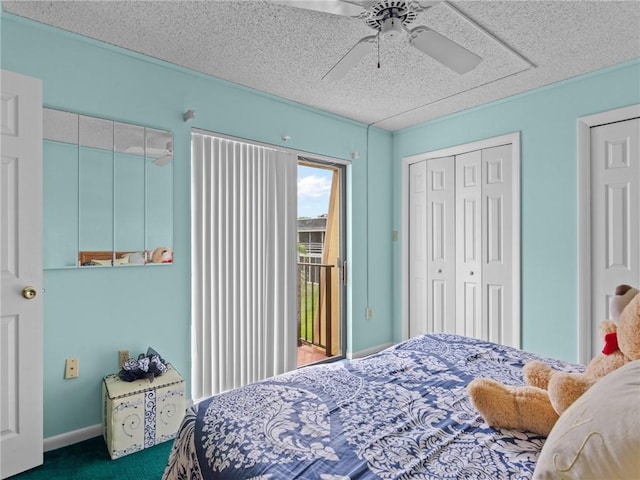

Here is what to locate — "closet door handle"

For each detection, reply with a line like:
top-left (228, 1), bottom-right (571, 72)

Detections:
top-left (469, 271), bottom-right (474, 276)
top-left (437, 269), bottom-right (442, 274)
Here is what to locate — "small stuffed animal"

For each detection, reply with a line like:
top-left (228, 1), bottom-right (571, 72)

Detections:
top-left (467, 284), bottom-right (640, 436)
top-left (151, 246), bottom-right (173, 264)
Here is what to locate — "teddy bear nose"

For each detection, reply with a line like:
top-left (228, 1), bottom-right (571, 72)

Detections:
top-left (616, 284), bottom-right (632, 295)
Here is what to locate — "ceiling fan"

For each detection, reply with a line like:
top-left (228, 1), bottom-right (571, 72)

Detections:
top-left (274, 0), bottom-right (482, 81)
top-left (124, 141), bottom-right (173, 166)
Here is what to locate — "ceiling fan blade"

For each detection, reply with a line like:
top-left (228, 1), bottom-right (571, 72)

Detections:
top-left (322, 35), bottom-right (377, 82)
top-left (152, 153), bottom-right (173, 167)
top-left (409, 1), bottom-right (440, 11)
top-left (409, 26), bottom-right (481, 74)
top-left (271, 0), bottom-right (369, 18)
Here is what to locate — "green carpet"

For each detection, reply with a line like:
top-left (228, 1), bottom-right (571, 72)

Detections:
top-left (13, 436), bottom-right (173, 480)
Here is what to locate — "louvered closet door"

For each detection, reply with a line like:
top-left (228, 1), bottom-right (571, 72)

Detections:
top-left (591, 118), bottom-right (640, 358)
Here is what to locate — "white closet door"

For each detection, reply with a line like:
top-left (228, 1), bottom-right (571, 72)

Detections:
top-left (409, 160), bottom-right (428, 337)
top-left (482, 145), bottom-right (513, 345)
top-left (455, 151), bottom-right (482, 338)
top-left (426, 157), bottom-right (455, 333)
top-left (591, 118), bottom-right (640, 357)
top-left (405, 134), bottom-right (519, 346)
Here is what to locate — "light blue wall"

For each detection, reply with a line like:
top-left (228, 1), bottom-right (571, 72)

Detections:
top-left (393, 59), bottom-right (640, 362)
top-left (5, 7), bottom-right (638, 440)
top-left (348, 128), bottom-right (395, 354)
top-left (1, 12), bottom-right (394, 438)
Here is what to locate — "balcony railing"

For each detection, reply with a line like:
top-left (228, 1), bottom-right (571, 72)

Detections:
top-left (297, 262), bottom-right (334, 357)
top-left (299, 242), bottom-right (324, 256)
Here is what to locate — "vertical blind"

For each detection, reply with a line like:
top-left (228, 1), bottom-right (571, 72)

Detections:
top-left (191, 132), bottom-right (298, 399)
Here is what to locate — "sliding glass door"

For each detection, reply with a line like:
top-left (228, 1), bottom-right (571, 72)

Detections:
top-left (296, 159), bottom-right (346, 367)
top-left (191, 129), bottom-right (348, 399)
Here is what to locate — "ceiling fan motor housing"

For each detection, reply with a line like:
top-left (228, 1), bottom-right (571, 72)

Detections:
top-left (366, 0), bottom-right (418, 30)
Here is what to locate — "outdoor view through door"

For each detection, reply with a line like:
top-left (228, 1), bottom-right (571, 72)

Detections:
top-left (297, 160), bottom-right (345, 367)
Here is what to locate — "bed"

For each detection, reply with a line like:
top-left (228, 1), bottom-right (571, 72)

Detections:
top-left (163, 333), bottom-right (582, 480)
top-left (78, 250), bottom-right (142, 266)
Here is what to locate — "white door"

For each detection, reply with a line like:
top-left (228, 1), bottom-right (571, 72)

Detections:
top-left (591, 118), bottom-right (640, 357)
top-left (409, 157), bottom-right (456, 337)
top-left (408, 160), bottom-right (428, 336)
top-left (1, 69), bottom-right (43, 478)
top-left (426, 157), bottom-right (455, 334)
top-left (455, 150), bottom-right (482, 338)
top-left (406, 138), bottom-right (517, 346)
top-left (482, 144), bottom-right (513, 345)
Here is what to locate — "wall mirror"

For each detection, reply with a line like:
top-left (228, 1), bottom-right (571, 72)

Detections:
top-left (43, 108), bottom-right (173, 268)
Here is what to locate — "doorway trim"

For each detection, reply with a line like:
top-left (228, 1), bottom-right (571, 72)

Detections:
top-left (401, 132), bottom-right (521, 343)
top-left (577, 104), bottom-right (640, 364)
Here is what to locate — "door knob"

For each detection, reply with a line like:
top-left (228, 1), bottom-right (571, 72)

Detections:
top-left (22, 286), bottom-right (37, 300)
top-left (437, 269), bottom-right (442, 273)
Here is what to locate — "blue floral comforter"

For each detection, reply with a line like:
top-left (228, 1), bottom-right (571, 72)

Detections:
top-left (163, 333), bottom-right (581, 480)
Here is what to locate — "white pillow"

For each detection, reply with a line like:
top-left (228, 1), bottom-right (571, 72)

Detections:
top-left (534, 359), bottom-right (640, 479)
top-left (90, 258), bottom-right (112, 266)
top-left (125, 251), bottom-right (145, 264)
top-left (114, 256), bottom-right (129, 265)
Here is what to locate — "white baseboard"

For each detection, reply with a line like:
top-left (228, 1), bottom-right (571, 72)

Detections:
top-left (43, 398), bottom-right (195, 452)
top-left (347, 342), bottom-right (394, 359)
top-left (44, 424), bottom-right (102, 452)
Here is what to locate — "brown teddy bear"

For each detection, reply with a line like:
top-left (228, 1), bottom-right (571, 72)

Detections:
top-left (467, 284), bottom-right (640, 436)
top-left (151, 246), bottom-right (173, 264)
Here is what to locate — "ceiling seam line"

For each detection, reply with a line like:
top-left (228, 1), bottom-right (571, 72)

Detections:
top-left (370, 66), bottom-right (534, 128)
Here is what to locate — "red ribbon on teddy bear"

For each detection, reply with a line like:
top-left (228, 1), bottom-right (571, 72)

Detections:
top-left (602, 331), bottom-right (619, 355)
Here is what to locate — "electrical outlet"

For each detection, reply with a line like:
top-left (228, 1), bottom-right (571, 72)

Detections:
top-left (65, 358), bottom-right (79, 379)
top-left (366, 307), bottom-right (373, 320)
top-left (118, 349), bottom-right (129, 368)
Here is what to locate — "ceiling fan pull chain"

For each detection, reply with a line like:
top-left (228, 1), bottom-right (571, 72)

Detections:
top-left (377, 32), bottom-right (381, 69)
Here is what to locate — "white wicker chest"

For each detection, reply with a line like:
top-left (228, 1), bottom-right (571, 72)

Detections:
top-left (102, 365), bottom-right (185, 459)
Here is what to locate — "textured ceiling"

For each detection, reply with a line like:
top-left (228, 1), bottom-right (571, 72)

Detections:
top-left (4, 0), bottom-right (640, 131)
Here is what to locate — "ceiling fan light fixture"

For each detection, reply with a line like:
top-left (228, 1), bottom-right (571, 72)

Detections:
top-left (380, 17), bottom-right (406, 38)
